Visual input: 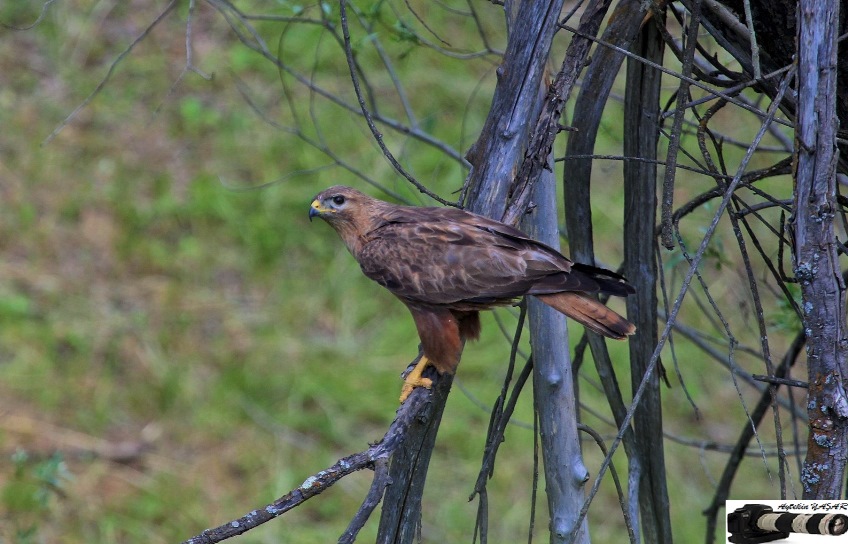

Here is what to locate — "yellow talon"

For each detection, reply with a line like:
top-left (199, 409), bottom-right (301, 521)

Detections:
top-left (399, 355), bottom-right (434, 403)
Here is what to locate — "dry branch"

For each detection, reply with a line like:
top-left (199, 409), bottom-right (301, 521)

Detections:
top-left (574, 66), bottom-right (795, 541)
top-left (659, 0), bottom-right (702, 250)
top-left (623, 9), bottom-right (671, 544)
top-left (525, 172), bottom-right (590, 543)
top-left (702, 330), bottom-right (806, 541)
top-left (181, 365), bottom-right (440, 544)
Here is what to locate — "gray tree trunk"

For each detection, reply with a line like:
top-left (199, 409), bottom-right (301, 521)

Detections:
top-left (793, 0), bottom-right (848, 498)
top-left (524, 169), bottom-right (591, 544)
top-left (378, 1), bottom-right (568, 541)
top-left (563, 0), bottom-right (672, 541)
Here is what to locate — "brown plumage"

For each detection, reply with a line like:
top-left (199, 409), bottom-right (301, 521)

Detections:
top-left (309, 185), bottom-right (636, 401)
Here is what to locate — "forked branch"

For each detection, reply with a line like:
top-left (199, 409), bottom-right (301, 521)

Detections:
top-left (181, 362), bottom-right (441, 544)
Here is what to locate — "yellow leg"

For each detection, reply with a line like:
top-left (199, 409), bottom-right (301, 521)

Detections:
top-left (399, 355), bottom-right (434, 403)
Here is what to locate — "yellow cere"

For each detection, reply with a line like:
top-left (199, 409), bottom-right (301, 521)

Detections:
top-left (311, 199), bottom-right (333, 213)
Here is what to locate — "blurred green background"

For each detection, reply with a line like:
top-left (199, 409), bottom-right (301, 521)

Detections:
top-left (0, 1), bottom-right (798, 543)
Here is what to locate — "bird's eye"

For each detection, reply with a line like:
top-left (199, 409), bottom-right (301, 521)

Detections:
top-left (332, 195), bottom-right (346, 206)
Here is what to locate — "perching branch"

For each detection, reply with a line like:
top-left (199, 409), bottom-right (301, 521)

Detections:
top-left (181, 357), bottom-right (442, 544)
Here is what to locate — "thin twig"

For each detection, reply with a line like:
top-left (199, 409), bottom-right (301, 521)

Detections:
top-left (752, 375), bottom-right (808, 389)
top-left (185, 0), bottom-right (212, 79)
top-left (740, 0), bottom-right (762, 79)
top-left (470, 356), bottom-right (535, 500)
top-left (43, 1), bottom-right (179, 145)
top-left (703, 329), bottom-right (806, 542)
top-left (232, 76), bottom-right (408, 202)
top-left (338, 458), bottom-right (392, 544)
top-left (351, 6), bottom-right (418, 128)
top-left (0, 0), bottom-right (56, 30)
top-left (696, 96), bottom-right (790, 495)
top-left (570, 67), bottom-right (796, 542)
top-left (576, 424), bottom-right (637, 544)
top-left (208, 0), bottom-right (468, 167)
top-left (338, 0), bottom-right (457, 206)
top-left (558, 23), bottom-right (794, 129)
top-left (660, 0), bottom-right (702, 249)
top-left (528, 408), bottom-right (540, 544)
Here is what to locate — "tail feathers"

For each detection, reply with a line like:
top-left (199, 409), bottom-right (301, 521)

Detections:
top-left (569, 263), bottom-right (635, 297)
top-left (536, 292), bottom-right (636, 340)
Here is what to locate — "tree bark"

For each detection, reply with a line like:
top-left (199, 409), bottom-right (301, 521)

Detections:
top-left (376, 371), bottom-right (453, 542)
top-left (464, 0), bottom-right (567, 219)
top-left (623, 12), bottom-right (672, 544)
top-left (378, 2), bottom-right (567, 542)
top-left (524, 169), bottom-right (591, 544)
top-left (793, 0), bottom-right (848, 499)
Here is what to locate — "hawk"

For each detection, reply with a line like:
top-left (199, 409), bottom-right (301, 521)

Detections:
top-left (309, 186), bottom-right (635, 401)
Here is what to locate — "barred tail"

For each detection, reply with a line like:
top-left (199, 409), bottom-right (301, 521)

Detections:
top-left (535, 292), bottom-right (636, 340)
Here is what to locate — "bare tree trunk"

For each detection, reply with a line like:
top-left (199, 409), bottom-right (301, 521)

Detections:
top-left (794, 0), bottom-right (848, 498)
top-left (525, 168), bottom-right (591, 544)
top-left (623, 12), bottom-right (672, 544)
top-left (378, 1), bottom-right (566, 542)
top-left (376, 374), bottom-right (453, 542)
top-left (563, 1), bottom-right (673, 541)
top-left (464, 0), bottom-right (566, 218)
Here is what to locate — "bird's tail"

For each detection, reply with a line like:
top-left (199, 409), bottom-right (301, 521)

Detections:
top-left (535, 292), bottom-right (636, 340)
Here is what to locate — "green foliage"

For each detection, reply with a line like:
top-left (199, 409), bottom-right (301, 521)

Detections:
top-left (2, 451), bottom-right (70, 541)
top-left (0, 292), bottom-right (33, 321)
top-left (178, 97), bottom-right (223, 134)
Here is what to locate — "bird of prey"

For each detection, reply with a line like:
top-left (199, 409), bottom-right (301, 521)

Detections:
top-left (309, 186), bottom-right (635, 401)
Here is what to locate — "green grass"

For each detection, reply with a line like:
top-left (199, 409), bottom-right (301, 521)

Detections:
top-left (0, 2), bottom-right (801, 543)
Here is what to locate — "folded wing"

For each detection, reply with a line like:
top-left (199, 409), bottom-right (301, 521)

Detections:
top-left (358, 206), bottom-right (633, 312)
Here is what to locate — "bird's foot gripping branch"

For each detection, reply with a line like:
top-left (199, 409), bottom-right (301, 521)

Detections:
top-left (399, 355), bottom-right (434, 403)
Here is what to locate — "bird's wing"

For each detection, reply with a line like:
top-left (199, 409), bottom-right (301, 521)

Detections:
top-left (357, 206), bottom-right (619, 306)
top-left (428, 207), bottom-right (634, 297)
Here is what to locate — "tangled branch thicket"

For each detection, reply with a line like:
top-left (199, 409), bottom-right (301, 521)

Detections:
top-left (40, 0), bottom-right (846, 542)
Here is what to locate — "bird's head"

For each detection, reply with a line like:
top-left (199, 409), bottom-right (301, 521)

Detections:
top-left (309, 185), bottom-right (380, 254)
top-left (308, 185), bottom-right (364, 224)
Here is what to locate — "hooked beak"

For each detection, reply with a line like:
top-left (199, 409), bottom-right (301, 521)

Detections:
top-left (309, 199), bottom-right (328, 222)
